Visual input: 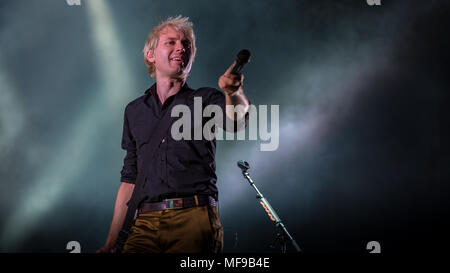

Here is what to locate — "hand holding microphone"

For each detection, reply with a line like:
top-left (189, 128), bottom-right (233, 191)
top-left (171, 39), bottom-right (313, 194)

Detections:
top-left (219, 49), bottom-right (251, 95)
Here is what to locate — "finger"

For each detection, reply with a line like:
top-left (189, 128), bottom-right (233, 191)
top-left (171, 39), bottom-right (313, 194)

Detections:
top-left (223, 73), bottom-right (241, 81)
top-left (221, 76), bottom-right (240, 87)
top-left (224, 60), bottom-right (236, 75)
top-left (233, 81), bottom-right (242, 87)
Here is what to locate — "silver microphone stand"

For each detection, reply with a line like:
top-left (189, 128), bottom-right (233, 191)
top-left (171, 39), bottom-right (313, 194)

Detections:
top-left (237, 160), bottom-right (303, 253)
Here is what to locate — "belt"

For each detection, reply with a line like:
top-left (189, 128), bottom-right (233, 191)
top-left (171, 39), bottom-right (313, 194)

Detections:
top-left (138, 195), bottom-right (217, 213)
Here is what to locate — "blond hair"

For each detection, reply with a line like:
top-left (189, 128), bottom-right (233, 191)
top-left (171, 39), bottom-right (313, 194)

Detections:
top-left (143, 15), bottom-right (197, 79)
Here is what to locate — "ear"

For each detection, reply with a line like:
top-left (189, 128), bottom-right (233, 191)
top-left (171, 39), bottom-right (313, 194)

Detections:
top-left (146, 49), bottom-right (155, 63)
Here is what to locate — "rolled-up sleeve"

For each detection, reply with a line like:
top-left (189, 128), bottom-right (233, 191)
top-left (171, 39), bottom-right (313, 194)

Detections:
top-left (120, 106), bottom-right (137, 184)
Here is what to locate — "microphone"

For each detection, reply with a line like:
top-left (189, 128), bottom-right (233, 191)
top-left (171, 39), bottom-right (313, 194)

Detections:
top-left (237, 160), bottom-right (250, 171)
top-left (230, 49), bottom-right (251, 75)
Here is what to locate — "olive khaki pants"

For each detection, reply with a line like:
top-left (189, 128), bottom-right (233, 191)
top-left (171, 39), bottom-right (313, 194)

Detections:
top-left (123, 205), bottom-right (223, 253)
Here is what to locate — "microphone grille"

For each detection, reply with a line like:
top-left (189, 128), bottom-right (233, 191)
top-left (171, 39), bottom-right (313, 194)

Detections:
top-left (237, 160), bottom-right (250, 171)
top-left (237, 49), bottom-right (251, 64)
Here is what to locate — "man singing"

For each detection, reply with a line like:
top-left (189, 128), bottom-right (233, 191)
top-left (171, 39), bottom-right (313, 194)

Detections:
top-left (97, 15), bottom-right (250, 253)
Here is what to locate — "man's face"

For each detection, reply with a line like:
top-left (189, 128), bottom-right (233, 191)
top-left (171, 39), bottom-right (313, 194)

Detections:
top-left (147, 27), bottom-right (192, 79)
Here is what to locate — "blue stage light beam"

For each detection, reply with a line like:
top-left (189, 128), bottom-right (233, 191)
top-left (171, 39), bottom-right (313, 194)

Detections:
top-left (0, 0), bottom-right (134, 250)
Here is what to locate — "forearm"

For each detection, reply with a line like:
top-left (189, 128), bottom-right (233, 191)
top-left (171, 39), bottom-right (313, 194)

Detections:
top-left (225, 88), bottom-right (250, 120)
top-left (105, 182), bottom-right (135, 247)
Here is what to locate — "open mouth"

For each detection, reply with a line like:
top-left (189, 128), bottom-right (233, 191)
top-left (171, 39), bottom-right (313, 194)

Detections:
top-left (170, 58), bottom-right (184, 68)
top-left (170, 56), bottom-right (183, 64)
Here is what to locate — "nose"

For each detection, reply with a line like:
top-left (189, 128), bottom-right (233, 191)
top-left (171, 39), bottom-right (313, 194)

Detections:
top-left (175, 41), bottom-right (185, 53)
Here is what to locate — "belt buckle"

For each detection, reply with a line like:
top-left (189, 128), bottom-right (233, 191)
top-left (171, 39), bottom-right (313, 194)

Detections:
top-left (166, 198), bottom-right (183, 209)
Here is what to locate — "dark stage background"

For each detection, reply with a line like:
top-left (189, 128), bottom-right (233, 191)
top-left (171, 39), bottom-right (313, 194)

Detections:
top-left (0, 0), bottom-right (449, 253)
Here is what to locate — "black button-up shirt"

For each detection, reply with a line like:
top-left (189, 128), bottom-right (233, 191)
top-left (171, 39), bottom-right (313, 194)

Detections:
top-left (120, 83), bottom-right (246, 203)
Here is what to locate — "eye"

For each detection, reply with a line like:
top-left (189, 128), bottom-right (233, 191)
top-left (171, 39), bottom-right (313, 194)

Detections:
top-left (166, 41), bottom-right (175, 45)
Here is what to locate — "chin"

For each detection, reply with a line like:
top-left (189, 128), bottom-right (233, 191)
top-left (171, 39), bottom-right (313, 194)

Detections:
top-left (172, 70), bottom-right (189, 80)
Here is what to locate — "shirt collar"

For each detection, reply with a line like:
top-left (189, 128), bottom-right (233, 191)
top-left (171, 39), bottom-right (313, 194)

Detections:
top-left (143, 82), bottom-right (190, 107)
